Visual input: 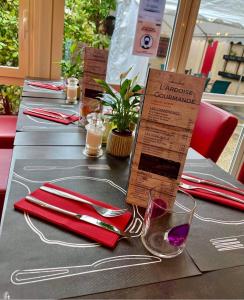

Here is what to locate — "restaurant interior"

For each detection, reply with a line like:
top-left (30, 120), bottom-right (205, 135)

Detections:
top-left (0, 0), bottom-right (243, 299)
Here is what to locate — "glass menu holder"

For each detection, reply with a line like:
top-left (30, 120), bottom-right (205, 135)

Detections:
top-left (66, 77), bottom-right (79, 104)
top-left (83, 113), bottom-right (104, 157)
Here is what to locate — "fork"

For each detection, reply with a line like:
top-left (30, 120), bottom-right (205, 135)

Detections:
top-left (40, 185), bottom-right (128, 218)
top-left (179, 183), bottom-right (244, 204)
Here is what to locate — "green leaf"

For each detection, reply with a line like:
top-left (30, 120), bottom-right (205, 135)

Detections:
top-left (94, 79), bottom-right (119, 100)
top-left (132, 84), bottom-right (142, 93)
top-left (120, 79), bottom-right (131, 98)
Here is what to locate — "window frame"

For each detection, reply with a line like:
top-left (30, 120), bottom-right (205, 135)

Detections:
top-left (0, 0), bottom-right (64, 85)
top-left (0, 0), bottom-right (29, 84)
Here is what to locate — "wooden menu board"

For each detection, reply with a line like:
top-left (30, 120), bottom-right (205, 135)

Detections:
top-left (126, 70), bottom-right (205, 208)
top-left (81, 47), bottom-right (108, 119)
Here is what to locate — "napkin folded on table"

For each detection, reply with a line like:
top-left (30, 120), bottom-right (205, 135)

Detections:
top-left (23, 108), bottom-right (79, 124)
top-left (180, 174), bottom-right (244, 211)
top-left (14, 183), bottom-right (132, 248)
top-left (27, 82), bottom-right (64, 91)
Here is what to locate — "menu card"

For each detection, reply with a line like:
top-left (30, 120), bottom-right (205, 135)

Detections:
top-left (81, 47), bottom-right (108, 121)
top-left (126, 70), bottom-right (205, 208)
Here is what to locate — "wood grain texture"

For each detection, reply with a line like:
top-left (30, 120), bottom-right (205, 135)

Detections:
top-left (126, 70), bottom-right (205, 207)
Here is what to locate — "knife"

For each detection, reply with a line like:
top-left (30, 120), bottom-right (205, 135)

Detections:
top-left (25, 195), bottom-right (130, 237)
top-left (182, 174), bottom-right (244, 196)
top-left (25, 109), bottom-right (65, 120)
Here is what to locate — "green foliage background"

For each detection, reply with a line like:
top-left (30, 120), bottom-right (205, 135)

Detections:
top-left (0, 0), bottom-right (19, 67)
top-left (62, 0), bottom-right (116, 78)
top-left (0, 0), bottom-right (116, 113)
top-left (0, 0), bottom-right (21, 114)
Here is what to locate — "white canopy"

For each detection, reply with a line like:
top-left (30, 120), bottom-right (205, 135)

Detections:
top-left (164, 0), bottom-right (244, 39)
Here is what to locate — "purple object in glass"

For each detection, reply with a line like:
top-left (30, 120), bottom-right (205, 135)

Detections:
top-left (167, 223), bottom-right (190, 247)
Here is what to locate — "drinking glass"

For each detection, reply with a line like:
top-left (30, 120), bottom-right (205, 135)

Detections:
top-left (141, 186), bottom-right (196, 258)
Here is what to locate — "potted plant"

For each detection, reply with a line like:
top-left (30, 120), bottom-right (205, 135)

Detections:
top-left (0, 85), bottom-right (22, 115)
top-left (95, 68), bottom-right (143, 157)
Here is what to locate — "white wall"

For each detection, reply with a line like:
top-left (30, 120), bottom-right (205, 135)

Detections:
top-left (186, 38), bottom-right (244, 95)
top-left (186, 38), bottom-right (207, 74)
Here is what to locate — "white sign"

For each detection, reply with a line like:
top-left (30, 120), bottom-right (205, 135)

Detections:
top-left (133, 0), bottom-right (166, 57)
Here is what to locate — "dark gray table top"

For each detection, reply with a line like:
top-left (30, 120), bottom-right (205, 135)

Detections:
top-left (14, 132), bottom-right (86, 146)
top-left (1, 146), bottom-right (243, 298)
top-left (11, 146), bottom-right (203, 160)
top-left (0, 157), bottom-right (200, 299)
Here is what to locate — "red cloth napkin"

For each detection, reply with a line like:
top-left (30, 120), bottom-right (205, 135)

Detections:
top-left (28, 82), bottom-right (64, 91)
top-left (23, 108), bottom-right (79, 124)
top-left (14, 183), bottom-right (132, 248)
top-left (181, 174), bottom-right (244, 211)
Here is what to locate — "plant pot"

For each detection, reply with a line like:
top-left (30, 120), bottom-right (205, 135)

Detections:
top-left (106, 129), bottom-right (134, 157)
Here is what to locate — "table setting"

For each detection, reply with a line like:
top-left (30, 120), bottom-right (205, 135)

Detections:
top-left (0, 157), bottom-right (201, 299)
top-left (22, 80), bottom-right (66, 99)
top-left (1, 69), bottom-right (244, 299)
top-left (16, 98), bottom-right (83, 132)
top-left (23, 108), bottom-right (79, 125)
top-left (180, 173), bottom-right (244, 210)
top-left (0, 154), bottom-right (243, 299)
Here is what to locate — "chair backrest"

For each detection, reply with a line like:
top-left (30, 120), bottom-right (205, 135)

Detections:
top-left (190, 102), bottom-right (238, 162)
top-left (237, 163), bottom-right (244, 184)
top-left (210, 80), bottom-right (231, 94)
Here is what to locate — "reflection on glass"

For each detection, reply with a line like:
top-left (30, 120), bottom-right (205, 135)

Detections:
top-left (185, 0), bottom-right (244, 96)
top-left (184, 0), bottom-right (244, 172)
top-left (149, 1), bottom-right (178, 70)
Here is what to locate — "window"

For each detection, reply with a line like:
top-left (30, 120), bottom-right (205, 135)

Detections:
top-left (183, 0), bottom-right (244, 174)
top-left (0, 0), bottom-right (29, 84)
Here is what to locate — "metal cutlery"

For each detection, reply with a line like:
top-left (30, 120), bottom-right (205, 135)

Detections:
top-left (40, 185), bottom-right (128, 218)
top-left (36, 108), bottom-right (76, 119)
top-left (182, 174), bottom-right (244, 196)
top-left (26, 109), bottom-right (67, 120)
top-left (25, 195), bottom-right (130, 237)
top-left (179, 182), bottom-right (244, 205)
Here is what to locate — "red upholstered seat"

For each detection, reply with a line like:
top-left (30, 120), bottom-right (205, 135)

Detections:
top-left (190, 102), bottom-right (238, 162)
top-left (0, 115), bottom-right (17, 148)
top-left (237, 163), bottom-right (244, 184)
top-left (0, 149), bottom-right (13, 220)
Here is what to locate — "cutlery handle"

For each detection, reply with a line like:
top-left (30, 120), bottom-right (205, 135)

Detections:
top-left (198, 187), bottom-right (244, 204)
top-left (40, 186), bottom-right (93, 206)
top-left (182, 174), bottom-right (244, 196)
top-left (202, 181), bottom-right (244, 196)
top-left (26, 196), bottom-right (78, 217)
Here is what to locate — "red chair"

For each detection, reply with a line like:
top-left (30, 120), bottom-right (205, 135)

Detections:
top-left (237, 163), bottom-right (244, 184)
top-left (0, 149), bottom-right (13, 221)
top-left (0, 115), bottom-right (17, 148)
top-left (190, 102), bottom-right (238, 162)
